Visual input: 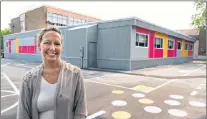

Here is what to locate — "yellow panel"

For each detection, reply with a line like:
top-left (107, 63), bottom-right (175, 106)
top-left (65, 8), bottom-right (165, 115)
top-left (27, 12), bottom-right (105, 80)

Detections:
top-left (16, 38), bottom-right (19, 53)
top-left (154, 32), bottom-right (168, 58)
top-left (182, 40), bottom-right (188, 57)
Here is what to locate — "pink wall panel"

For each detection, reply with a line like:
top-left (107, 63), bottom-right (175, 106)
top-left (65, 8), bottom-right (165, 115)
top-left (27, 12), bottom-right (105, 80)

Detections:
top-left (8, 40), bottom-right (11, 53)
top-left (168, 50), bottom-right (174, 57)
top-left (18, 46), bottom-right (22, 53)
top-left (19, 45), bottom-right (36, 54)
top-left (136, 27), bottom-right (154, 58)
top-left (149, 31), bottom-right (155, 58)
top-left (188, 42), bottom-right (193, 56)
top-left (167, 38), bottom-right (176, 57)
top-left (136, 27), bottom-right (150, 34)
top-left (154, 49), bottom-right (163, 58)
top-left (174, 39), bottom-right (177, 57)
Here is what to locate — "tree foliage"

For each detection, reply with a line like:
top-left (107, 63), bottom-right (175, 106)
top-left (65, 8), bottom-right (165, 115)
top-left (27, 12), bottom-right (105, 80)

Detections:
top-left (0, 28), bottom-right (12, 49)
top-left (191, 0), bottom-right (206, 29)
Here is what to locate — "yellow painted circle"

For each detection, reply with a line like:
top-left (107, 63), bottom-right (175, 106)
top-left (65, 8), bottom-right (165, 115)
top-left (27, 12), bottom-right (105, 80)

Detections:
top-left (112, 111), bottom-right (131, 119)
top-left (139, 98), bottom-right (154, 104)
top-left (112, 90), bottom-right (124, 94)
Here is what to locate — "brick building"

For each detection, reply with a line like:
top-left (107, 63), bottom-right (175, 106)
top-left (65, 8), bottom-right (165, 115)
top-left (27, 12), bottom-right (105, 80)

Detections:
top-left (10, 5), bottom-right (102, 33)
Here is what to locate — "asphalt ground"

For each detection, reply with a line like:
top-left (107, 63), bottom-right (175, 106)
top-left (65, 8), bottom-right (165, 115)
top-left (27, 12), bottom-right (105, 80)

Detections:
top-left (1, 58), bottom-right (206, 119)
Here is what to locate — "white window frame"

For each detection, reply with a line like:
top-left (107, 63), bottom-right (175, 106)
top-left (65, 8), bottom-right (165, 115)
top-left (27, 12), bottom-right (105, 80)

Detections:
top-left (154, 37), bottom-right (163, 49)
top-left (168, 40), bottom-right (174, 50)
top-left (190, 43), bottom-right (193, 51)
top-left (177, 41), bottom-right (182, 50)
top-left (184, 43), bottom-right (188, 51)
top-left (135, 32), bottom-right (149, 48)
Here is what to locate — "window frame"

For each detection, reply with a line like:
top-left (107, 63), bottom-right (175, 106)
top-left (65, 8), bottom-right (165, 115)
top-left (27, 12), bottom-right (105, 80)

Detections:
top-left (135, 32), bottom-right (149, 48)
top-left (177, 41), bottom-right (182, 50)
top-left (184, 43), bottom-right (188, 51)
top-left (154, 37), bottom-right (163, 49)
top-left (190, 43), bottom-right (193, 51)
top-left (168, 40), bottom-right (174, 50)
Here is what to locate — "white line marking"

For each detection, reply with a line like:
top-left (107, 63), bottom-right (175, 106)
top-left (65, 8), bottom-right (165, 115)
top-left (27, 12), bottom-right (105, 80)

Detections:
top-left (1, 93), bottom-right (17, 98)
top-left (146, 79), bottom-right (176, 93)
top-left (1, 63), bottom-right (10, 67)
top-left (1, 90), bottom-right (17, 94)
top-left (146, 66), bottom-right (205, 94)
top-left (86, 110), bottom-right (106, 119)
top-left (2, 73), bottom-right (19, 95)
top-left (1, 73), bottom-right (20, 114)
top-left (190, 91), bottom-right (198, 96)
top-left (1, 76), bottom-right (5, 79)
top-left (1, 102), bottom-right (18, 114)
top-left (86, 80), bottom-right (136, 91)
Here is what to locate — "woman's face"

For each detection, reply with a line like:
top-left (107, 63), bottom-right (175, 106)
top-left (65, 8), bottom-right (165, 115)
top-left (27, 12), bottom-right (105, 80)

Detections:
top-left (39, 31), bottom-right (63, 62)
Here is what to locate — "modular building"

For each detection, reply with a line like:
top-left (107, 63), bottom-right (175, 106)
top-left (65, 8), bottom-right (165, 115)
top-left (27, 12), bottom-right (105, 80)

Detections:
top-left (3, 17), bottom-right (195, 71)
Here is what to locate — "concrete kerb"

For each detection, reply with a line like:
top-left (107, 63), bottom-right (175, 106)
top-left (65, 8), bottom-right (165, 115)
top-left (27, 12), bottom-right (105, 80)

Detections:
top-left (84, 68), bottom-right (206, 80)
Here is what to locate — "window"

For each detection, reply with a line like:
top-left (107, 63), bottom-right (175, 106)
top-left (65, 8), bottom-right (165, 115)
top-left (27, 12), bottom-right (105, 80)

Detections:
top-left (47, 12), bottom-right (53, 22)
top-left (82, 20), bottom-right (86, 23)
top-left (63, 16), bottom-right (68, 25)
top-left (185, 43), bottom-right (188, 50)
top-left (20, 21), bottom-right (25, 32)
top-left (154, 37), bottom-right (163, 48)
top-left (190, 43), bottom-right (193, 51)
top-left (135, 33), bottom-right (148, 47)
top-left (177, 42), bottom-right (182, 50)
top-left (52, 13), bottom-right (58, 23)
top-left (57, 14), bottom-right (63, 24)
top-left (168, 40), bottom-right (174, 49)
top-left (69, 16), bottom-right (74, 25)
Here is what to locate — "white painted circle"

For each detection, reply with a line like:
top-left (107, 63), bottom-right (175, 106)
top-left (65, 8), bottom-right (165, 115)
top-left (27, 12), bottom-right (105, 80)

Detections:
top-left (164, 100), bottom-right (180, 106)
top-left (132, 93), bottom-right (145, 98)
top-left (144, 106), bottom-right (162, 113)
top-left (168, 109), bottom-right (187, 117)
top-left (169, 95), bottom-right (184, 100)
top-left (189, 101), bottom-right (206, 107)
top-left (111, 100), bottom-right (127, 107)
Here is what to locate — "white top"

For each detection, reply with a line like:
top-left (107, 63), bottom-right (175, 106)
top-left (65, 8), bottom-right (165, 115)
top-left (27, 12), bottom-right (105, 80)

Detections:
top-left (37, 77), bottom-right (57, 119)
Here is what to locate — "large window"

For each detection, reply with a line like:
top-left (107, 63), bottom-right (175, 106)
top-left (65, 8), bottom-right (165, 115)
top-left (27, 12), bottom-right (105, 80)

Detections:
top-left (47, 13), bottom-right (68, 26)
top-left (190, 43), bottom-right (193, 51)
top-left (63, 16), bottom-right (68, 25)
top-left (177, 42), bottom-right (182, 50)
top-left (47, 12), bottom-right (53, 22)
top-left (168, 40), bottom-right (174, 49)
top-left (185, 43), bottom-right (188, 50)
top-left (20, 21), bottom-right (25, 32)
top-left (135, 33), bottom-right (148, 47)
top-left (69, 17), bottom-right (74, 25)
top-left (154, 37), bottom-right (163, 48)
top-left (57, 14), bottom-right (63, 24)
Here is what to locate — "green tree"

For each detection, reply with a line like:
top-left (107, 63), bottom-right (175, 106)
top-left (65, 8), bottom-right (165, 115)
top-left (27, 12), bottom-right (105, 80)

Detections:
top-left (0, 28), bottom-right (12, 50)
top-left (191, 0), bottom-right (206, 29)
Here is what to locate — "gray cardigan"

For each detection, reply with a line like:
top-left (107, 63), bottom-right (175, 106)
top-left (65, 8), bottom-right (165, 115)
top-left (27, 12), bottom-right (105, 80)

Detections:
top-left (16, 60), bottom-right (88, 119)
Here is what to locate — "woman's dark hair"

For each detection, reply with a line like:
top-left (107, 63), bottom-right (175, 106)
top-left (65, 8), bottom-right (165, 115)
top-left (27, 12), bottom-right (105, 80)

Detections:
top-left (37, 27), bottom-right (62, 47)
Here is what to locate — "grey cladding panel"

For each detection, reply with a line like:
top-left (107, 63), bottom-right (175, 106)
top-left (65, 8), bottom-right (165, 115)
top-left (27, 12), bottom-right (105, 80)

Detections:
top-left (65, 29), bottom-right (87, 58)
top-left (98, 26), bottom-right (131, 60)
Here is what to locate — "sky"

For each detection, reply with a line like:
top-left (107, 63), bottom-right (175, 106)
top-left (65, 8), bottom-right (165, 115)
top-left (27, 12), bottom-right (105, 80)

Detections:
top-left (1, 1), bottom-right (197, 30)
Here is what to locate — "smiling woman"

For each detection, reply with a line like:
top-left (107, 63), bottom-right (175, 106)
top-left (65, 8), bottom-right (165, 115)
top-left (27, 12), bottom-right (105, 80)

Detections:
top-left (16, 27), bottom-right (88, 119)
